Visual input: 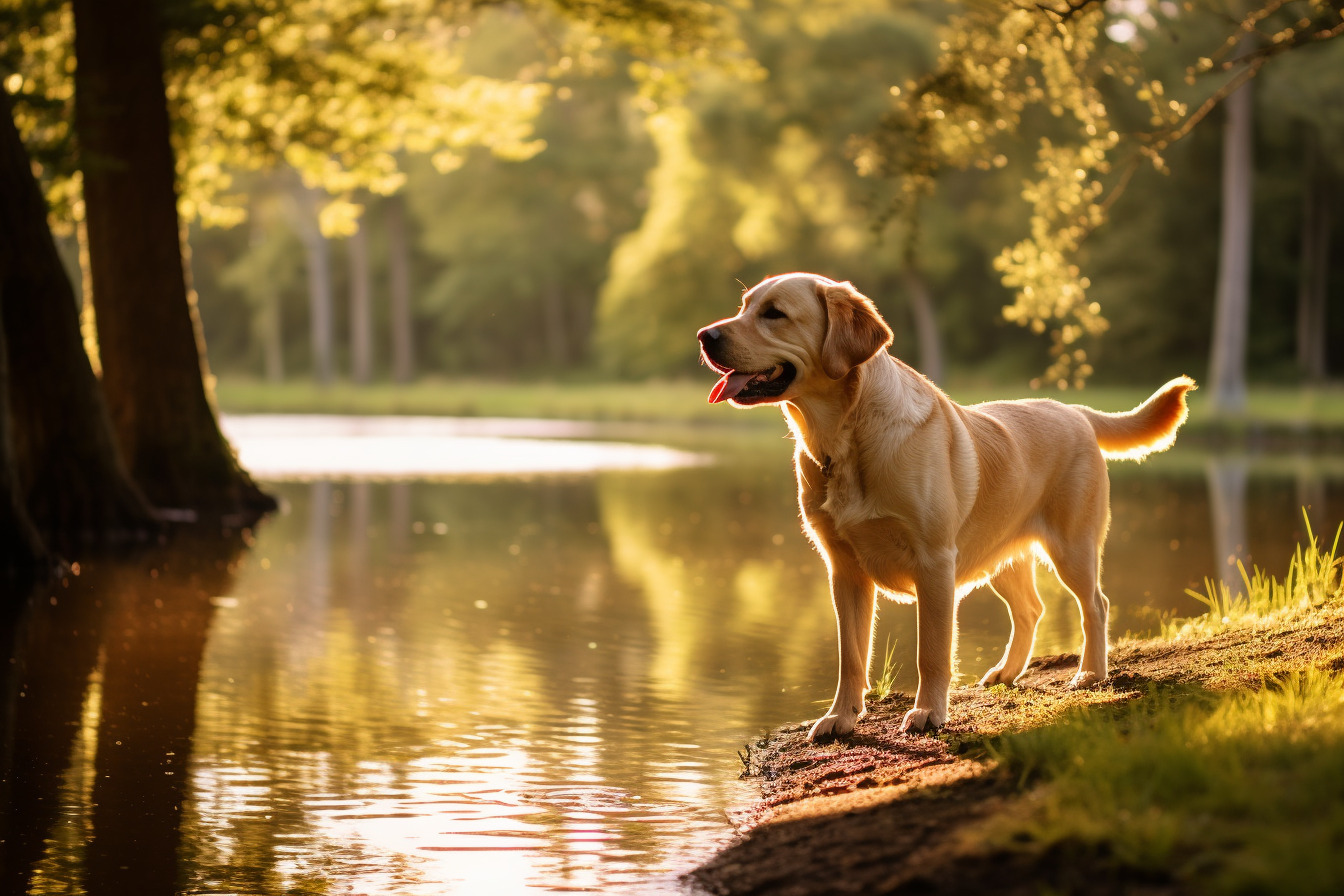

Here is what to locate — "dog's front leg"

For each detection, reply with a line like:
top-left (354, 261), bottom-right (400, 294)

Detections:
top-left (807, 564), bottom-right (876, 742)
top-left (903, 552), bottom-right (956, 734)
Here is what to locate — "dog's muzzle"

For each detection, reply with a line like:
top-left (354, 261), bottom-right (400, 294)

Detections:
top-left (697, 324), bottom-right (729, 368)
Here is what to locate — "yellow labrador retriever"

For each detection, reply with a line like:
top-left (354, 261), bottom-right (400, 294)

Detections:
top-left (697, 273), bottom-right (1194, 740)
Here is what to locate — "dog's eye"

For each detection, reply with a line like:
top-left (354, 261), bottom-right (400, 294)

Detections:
top-left (761, 306), bottom-right (788, 320)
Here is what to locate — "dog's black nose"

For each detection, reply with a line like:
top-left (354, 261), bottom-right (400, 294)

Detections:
top-left (697, 326), bottom-right (721, 347)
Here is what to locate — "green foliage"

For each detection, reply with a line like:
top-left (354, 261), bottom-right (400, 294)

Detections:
top-left (595, 105), bottom-right (746, 377)
top-left (856, 2), bottom-right (1127, 386)
top-left (212, 189), bottom-right (310, 368)
top-left (2, 1), bottom-right (547, 231)
top-left (1258, 30), bottom-right (1344, 159)
top-left (403, 8), bottom-right (655, 373)
top-left (0, 0), bottom-right (736, 234)
top-left (595, 0), bottom-right (942, 376)
top-left (6, 0), bottom-right (1340, 385)
top-left (859, 0), bottom-right (1344, 387)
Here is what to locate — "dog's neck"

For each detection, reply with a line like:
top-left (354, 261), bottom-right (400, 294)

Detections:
top-left (783, 355), bottom-right (881, 471)
top-left (783, 355), bottom-right (931, 475)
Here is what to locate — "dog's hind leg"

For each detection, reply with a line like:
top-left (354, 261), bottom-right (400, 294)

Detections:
top-left (979, 560), bottom-right (1044, 687)
top-left (1048, 541), bottom-right (1110, 688)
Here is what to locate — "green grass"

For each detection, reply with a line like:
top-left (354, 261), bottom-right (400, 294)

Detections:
top-left (984, 524), bottom-right (1344, 894)
top-left (1171, 512), bottom-right (1343, 638)
top-left (869, 636), bottom-right (903, 701)
top-left (212, 376), bottom-right (774, 426)
top-left (988, 670), bottom-right (1344, 894)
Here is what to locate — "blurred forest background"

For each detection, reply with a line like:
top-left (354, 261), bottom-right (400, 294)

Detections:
top-left (4, 0), bottom-right (1342, 393)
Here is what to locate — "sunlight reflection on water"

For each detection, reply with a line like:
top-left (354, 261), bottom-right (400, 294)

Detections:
top-left (9, 420), bottom-right (1343, 896)
top-left (221, 415), bottom-right (712, 478)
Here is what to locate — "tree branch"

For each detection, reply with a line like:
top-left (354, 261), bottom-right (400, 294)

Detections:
top-left (1216, 17), bottom-right (1344, 71)
top-left (1033, 0), bottom-right (1103, 22)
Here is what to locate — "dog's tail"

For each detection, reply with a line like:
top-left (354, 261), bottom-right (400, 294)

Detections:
top-left (1079, 376), bottom-right (1196, 461)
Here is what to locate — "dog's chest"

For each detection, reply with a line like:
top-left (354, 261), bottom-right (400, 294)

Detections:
top-left (798, 447), bottom-right (871, 537)
top-left (819, 455), bottom-right (865, 526)
top-left (800, 463), bottom-right (921, 594)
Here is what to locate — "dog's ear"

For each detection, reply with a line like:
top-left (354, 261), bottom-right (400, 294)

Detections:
top-left (819, 281), bottom-right (893, 379)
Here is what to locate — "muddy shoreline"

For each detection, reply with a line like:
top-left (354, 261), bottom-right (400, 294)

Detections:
top-left (689, 603), bottom-right (1344, 895)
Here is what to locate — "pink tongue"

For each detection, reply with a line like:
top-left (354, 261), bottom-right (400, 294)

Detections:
top-left (709, 371), bottom-right (755, 404)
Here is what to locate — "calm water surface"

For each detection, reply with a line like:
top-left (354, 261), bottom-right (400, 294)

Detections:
top-left (4, 418), bottom-right (1343, 895)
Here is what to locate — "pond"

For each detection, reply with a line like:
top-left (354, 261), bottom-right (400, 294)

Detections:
top-left (4, 417), bottom-right (1343, 895)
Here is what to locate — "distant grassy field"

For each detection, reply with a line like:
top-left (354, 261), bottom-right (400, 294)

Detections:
top-left (214, 375), bottom-right (1344, 438)
top-left (214, 376), bottom-right (746, 424)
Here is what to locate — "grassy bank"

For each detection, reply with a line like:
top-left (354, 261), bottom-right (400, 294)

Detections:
top-left (693, 521), bottom-right (1344, 895)
top-left (214, 376), bottom-right (1344, 447)
top-left (980, 519), bottom-right (1344, 894)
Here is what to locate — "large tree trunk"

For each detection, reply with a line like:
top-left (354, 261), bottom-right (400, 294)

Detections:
top-left (262, 289), bottom-right (285, 382)
top-left (0, 82), bottom-right (156, 555)
top-left (348, 216), bottom-right (373, 384)
top-left (1207, 67), bottom-right (1255, 414)
top-left (71, 0), bottom-right (273, 520)
top-left (296, 186), bottom-right (335, 386)
top-left (542, 284), bottom-right (570, 367)
top-left (0, 287), bottom-right (48, 582)
top-left (250, 209), bottom-right (286, 382)
top-left (902, 266), bottom-right (944, 385)
top-left (386, 195), bottom-right (415, 383)
top-left (1297, 131), bottom-right (1332, 383)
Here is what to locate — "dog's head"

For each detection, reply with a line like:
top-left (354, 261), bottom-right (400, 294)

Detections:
top-left (697, 273), bottom-right (893, 406)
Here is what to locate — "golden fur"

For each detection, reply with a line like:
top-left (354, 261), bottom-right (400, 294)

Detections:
top-left (697, 273), bottom-right (1195, 739)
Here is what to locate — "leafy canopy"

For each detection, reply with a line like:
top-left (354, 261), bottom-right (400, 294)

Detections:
top-left (0, 0), bottom-right (737, 235)
top-left (854, 0), bottom-right (1344, 388)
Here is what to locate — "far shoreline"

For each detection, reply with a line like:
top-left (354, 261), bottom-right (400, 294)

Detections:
top-left (214, 376), bottom-right (1344, 451)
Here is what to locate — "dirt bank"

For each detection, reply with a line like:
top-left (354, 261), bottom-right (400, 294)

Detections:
top-left (690, 603), bottom-right (1344, 896)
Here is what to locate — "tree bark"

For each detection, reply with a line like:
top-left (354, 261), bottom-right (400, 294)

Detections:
top-left (262, 291), bottom-right (285, 383)
top-left (1207, 63), bottom-right (1255, 414)
top-left (386, 195), bottom-right (415, 383)
top-left (73, 0), bottom-right (275, 518)
top-left (1297, 131), bottom-right (1332, 383)
top-left (250, 209), bottom-right (286, 383)
top-left (902, 266), bottom-right (944, 385)
top-left (0, 81), bottom-right (156, 554)
top-left (0, 285), bottom-right (49, 581)
top-left (348, 216), bottom-right (373, 384)
top-left (71, 0), bottom-right (273, 520)
top-left (542, 284), bottom-right (570, 367)
top-left (296, 186), bottom-right (335, 386)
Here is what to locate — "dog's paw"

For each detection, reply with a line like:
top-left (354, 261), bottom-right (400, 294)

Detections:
top-left (900, 706), bottom-right (945, 735)
top-left (807, 707), bottom-right (861, 742)
top-left (1067, 669), bottom-right (1106, 690)
top-left (979, 665), bottom-right (1021, 687)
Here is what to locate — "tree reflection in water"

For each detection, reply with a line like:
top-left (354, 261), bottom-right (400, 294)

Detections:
top-left (3, 531), bottom-right (246, 896)
top-left (2, 446), bottom-right (1341, 894)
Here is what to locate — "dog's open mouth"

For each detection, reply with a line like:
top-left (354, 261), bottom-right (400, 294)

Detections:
top-left (708, 361), bottom-right (796, 404)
